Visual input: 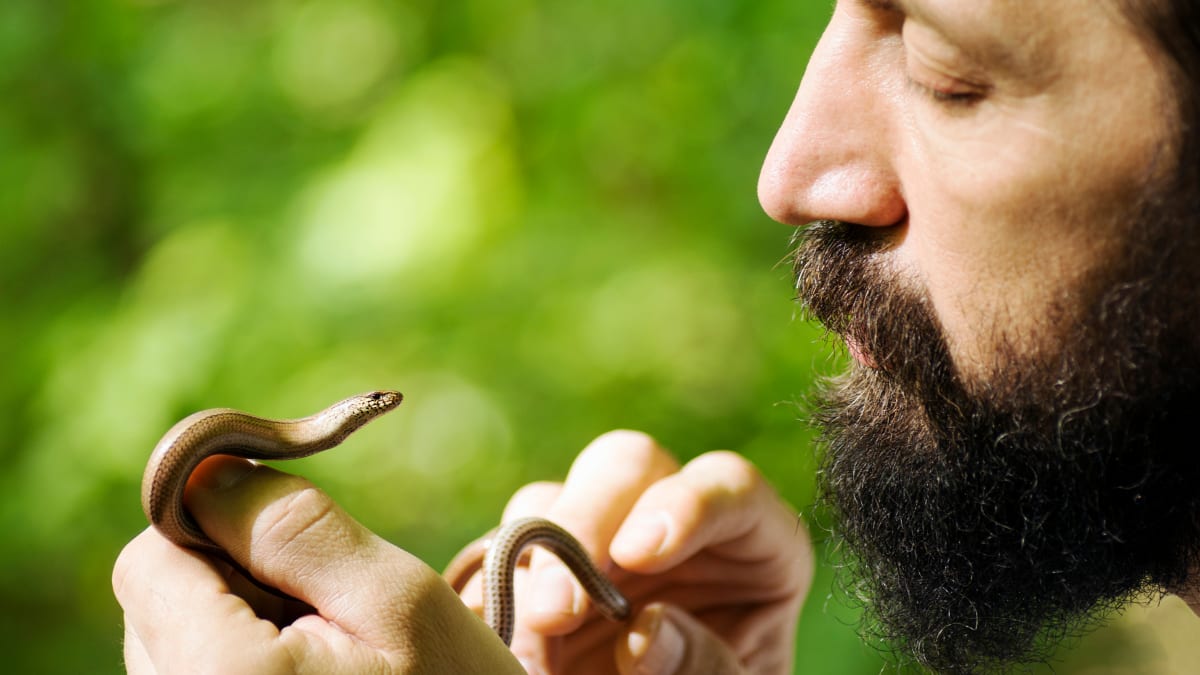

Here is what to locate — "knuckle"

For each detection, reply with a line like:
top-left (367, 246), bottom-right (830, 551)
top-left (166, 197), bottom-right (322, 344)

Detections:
top-left (581, 429), bottom-right (667, 467)
top-left (696, 450), bottom-right (763, 486)
top-left (502, 481), bottom-right (563, 522)
top-left (505, 480), bottom-right (562, 513)
top-left (112, 529), bottom-right (155, 602)
top-left (111, 543), bottom-right (136, 601)
top-left (255, 485), bottom-right (341, 556)
top-left (687, 450), bottom-right (766, 502)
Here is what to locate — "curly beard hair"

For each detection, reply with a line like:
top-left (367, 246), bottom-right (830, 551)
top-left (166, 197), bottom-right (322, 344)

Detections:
top-left (794, 216), bottom-right (1200, 673)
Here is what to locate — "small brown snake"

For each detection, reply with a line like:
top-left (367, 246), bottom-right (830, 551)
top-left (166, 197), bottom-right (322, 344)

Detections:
top-left (442, 516), bottom-right (631, 646)
top-left (141, 390), bottom-right (631, 646)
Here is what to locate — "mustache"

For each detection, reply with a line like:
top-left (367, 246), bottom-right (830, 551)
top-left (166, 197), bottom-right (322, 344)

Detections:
top-left (789, 220), bottom-right (955, 393)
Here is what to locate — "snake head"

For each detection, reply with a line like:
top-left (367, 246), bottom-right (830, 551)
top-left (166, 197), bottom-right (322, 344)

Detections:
top-left (315, 390), bottom-right (404, 439)
top-left (352, 390), bottom-right (404, 417)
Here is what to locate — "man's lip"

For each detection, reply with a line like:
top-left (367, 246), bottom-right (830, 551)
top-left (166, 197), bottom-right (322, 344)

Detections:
top-left (846, 334), bottom-right (879, 368)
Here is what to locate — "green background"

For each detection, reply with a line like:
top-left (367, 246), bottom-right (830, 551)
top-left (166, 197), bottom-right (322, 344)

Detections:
top-left (2, 1), bottom-right (1193, 672)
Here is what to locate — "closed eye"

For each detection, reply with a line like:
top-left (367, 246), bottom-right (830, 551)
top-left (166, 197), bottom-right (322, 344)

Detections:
top-left (906, 75), bottom-right (986, 107)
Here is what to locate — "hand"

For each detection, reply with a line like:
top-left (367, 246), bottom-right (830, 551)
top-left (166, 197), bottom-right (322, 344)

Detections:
top-left (113, 455), bottom-right (524, 674)
top-left (458, 431), bottom-right (814, 675)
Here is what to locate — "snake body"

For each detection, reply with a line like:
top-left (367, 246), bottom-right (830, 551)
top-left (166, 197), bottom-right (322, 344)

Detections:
top-left (470, 516), bottom-right (631, 646)
top-left (141, 390), bottom-right (630, 646)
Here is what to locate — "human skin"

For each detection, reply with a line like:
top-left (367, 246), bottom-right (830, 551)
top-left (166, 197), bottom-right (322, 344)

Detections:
top-left (758, 0), bottom-right (1173, 379)
top-left (462, 431), bottom-right (810, 675)
top-left (113, 455), bottom-right (527, 674)
top-left (112, 432), bottom-right (811, 674)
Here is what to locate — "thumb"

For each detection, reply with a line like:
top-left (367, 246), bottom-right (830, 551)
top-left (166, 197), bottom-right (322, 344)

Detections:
top-left (616, 603), bottom-right (744, 675)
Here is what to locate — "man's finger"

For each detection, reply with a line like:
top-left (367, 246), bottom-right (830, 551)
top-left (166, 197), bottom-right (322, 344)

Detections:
top-left (113, 527), bottom-right (292, 673)
top-left (525, 430), bottom-right (679, 633)
top-left (457, 481), bottom-right (564, 608)
top-left (610, 451), bottom-right (809, 582)
top-left (617, 603), bottom-right (746, 675)
top-left (123, 616), bottom-right (157, 674)
top-left (183, 455), bottom-right (445, 647)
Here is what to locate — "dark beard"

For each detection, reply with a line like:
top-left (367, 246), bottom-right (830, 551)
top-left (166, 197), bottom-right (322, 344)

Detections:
top-left (795, 219), bottom-right (1200, 673)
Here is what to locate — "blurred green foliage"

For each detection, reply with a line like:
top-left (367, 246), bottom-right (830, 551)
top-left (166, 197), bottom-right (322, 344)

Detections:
top-left (1, 1), bottom-right (1194, 673)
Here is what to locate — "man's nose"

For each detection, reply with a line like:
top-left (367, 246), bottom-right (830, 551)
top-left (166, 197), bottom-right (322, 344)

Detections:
top-left (758, 16), bottom-right (906, 229)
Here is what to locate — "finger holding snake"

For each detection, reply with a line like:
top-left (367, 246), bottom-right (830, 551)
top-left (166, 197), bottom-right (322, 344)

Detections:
top-left (116, 453), bottom-right (526, 674)
top-left (485, 433), bottom-right (815, 675)
top-left (524, 431), bottom-right (681, 635)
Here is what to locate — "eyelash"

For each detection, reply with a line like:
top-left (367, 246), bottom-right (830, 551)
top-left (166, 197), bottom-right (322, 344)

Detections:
top-left (905, 74), bottom-right (986, 108)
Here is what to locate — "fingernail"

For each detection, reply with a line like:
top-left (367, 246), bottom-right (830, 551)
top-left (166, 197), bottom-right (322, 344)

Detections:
top-left (616, 511), bottom-right (670, 559)
top-left (627, 605), bottom-right (685, 675)
top-left (531, 565), bottom-right (583, 618)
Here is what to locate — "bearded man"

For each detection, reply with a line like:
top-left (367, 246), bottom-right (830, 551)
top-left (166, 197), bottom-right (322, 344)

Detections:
top-left (758, 0), bottom-right (1200, 670)
top-left (114, 1), bottom-right (1200, 673)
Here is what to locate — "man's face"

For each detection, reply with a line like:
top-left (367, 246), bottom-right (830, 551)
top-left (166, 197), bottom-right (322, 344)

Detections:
top-left (761, 0), bottom-right (1170, 376)
top-left (760, 0), bottom-right (1200, 671)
